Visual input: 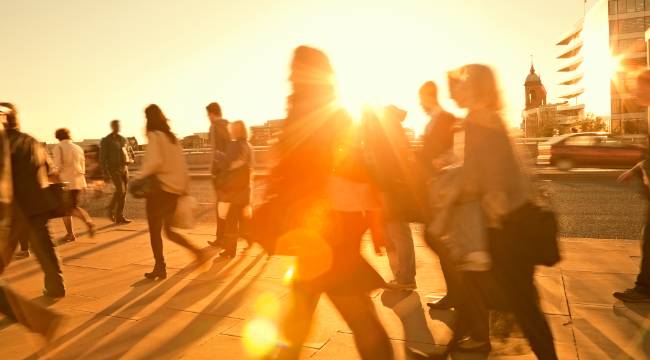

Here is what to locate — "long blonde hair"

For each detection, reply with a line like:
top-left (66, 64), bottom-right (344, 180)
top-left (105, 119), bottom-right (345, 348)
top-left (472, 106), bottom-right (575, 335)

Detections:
top-left (459, 64), bottom-right (503, 112)
top-left (229, 120), bottom-right (248, 141)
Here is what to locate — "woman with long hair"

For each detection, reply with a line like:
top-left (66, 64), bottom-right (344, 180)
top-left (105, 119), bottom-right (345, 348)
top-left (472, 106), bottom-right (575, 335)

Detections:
top-left (52, 128), bottom-right (96, 242)
top-left (137, 104), bottom-right (205, 280)
top-left (449, 64), bottom-right (557, 359)
top-left (213, 120), bottom-right (252, 258)
top-left (266, 46), bottom-right (393, 359)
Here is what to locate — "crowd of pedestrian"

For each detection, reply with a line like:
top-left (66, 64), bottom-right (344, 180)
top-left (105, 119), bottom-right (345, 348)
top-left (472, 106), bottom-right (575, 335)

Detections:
top-left (2, 45), bottom-right (650, 360)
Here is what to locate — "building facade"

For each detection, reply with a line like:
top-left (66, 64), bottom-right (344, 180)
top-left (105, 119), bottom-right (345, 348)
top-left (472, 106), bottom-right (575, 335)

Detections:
top-left (608, 0), bottom-right (650, 133)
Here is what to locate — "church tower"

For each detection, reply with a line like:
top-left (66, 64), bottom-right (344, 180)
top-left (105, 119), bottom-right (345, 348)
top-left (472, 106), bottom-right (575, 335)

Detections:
top-left (525, 63), bottom-right (547, 110)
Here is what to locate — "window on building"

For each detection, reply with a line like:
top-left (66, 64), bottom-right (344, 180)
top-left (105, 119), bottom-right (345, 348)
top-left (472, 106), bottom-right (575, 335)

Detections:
top-left (619, 0), bottom-right (629, 12)
top-left (619, 17), bottom-right (645, 33)
top-left (646, 16), bottom-right (650, 31)
top-left (647, 0), bottom-right (650, 12)
top-left (628, 0), bottom-right (637, 12)
top-left (610, 20), bottom-right (619, 35)
top-left (610, 0), bottom-right (618, 14)
top-left (622, 98), bottom-right (646, 113)
top-left (618, 37), bottom-right (645, 52)
top-left (612, 99), bottom-right (621, 114)
top-left (636, 0), bottom-right (645, 11)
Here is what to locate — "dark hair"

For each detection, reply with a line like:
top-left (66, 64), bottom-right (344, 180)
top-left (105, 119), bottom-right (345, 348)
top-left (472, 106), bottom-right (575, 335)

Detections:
top-left (55, 128), bottom-right (71, 141)
top-left (145, 104), bottom-right (177, 143)
top-left (206, 102), bottom-right (222, 117)
top-left (110, 119), bottom-right (120, 126)
top-left (0, 102), bottom-right (18, 129)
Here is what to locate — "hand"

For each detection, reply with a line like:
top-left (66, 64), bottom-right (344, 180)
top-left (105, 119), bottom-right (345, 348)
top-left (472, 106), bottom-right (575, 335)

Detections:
top-left (617, 169), bottom-right (636, 183)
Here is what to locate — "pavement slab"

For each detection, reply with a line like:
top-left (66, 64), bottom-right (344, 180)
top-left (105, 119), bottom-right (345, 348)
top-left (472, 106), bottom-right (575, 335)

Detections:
top-left (1, 218), bottom-right (649, 359)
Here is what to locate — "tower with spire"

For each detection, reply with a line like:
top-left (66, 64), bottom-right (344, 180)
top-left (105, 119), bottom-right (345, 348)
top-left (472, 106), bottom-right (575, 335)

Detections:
top-left (524, 61), bottom-right (547, 110)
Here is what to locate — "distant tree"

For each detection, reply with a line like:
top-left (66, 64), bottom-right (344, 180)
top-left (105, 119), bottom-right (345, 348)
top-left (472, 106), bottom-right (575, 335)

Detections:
top-left (576, 113), bottom-right (607, 133)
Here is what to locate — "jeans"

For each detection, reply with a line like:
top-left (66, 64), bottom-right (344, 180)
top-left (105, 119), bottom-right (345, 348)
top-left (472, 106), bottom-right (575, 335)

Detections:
top-left (146, 190), bottom-right (199, 266)
top-left (211, 177), bottom-right (226, 245)
top-left (108, 168), bottom-right (128, 220)
top-left (425, 231), bottom-right (460, 302)
top-left (222, 203), bottom-right (251, 256)
top-left (2, 207), bottom-right (64, 295)
top-left (385, 222), bottom-right (416, 284)
top-left (635, 207), bottom-right (650, 293)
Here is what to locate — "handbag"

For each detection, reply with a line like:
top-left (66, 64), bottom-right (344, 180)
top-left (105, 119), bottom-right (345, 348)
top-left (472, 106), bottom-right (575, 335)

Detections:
top-left (129, 176), bottom-right (160, 199)
top-left (503, 202), bottom-right (560, 267)
top-left (171, 195), bottom-right (197, 229)
top-left (46, 182), bottom-right (72, 219)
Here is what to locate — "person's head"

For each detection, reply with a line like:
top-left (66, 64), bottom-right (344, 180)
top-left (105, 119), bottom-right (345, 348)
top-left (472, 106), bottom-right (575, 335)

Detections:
top-left (55, 128), bottom-right (71, 141)
top-left (110, 120), bottom-right (121, 134)
top-left (229, 120), bottom-right (248, 141)
top-left (451, 64), bottom-right (503, 111)
top-left (419, 81), bottom-right (439, 114)
top-left (636, 70), bottom-right (650, 107)
top-left (206, 102), bottom-right (222, 123)
top-left (0, 103), bottom-right (18, 130)
top-left (144, 104), bottom-right (177, 143)
top-left (287, 45), bottom-right (337, 112)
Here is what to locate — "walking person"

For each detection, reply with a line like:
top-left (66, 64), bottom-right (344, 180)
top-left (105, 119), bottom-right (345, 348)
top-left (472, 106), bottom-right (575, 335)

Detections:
top-left (213, 120), bottom-right (252, 258)
top-left (446, 65), bottom-right (557, 358)
top-left (52, 128), bottom-right (96, 242)
top-left (100, 119), bottom-right (131, 224)
top-left (362, 105), bottom-right (417, 291)
top-left (0, 103), bottom-right (62, 340)
top-left (267, 46), bottom-right (393, 360)
top-left (0, 103), bottom-right (65, 299)
top-left (418, 81), bottom-right (461, 310)
top-left (206, 102), bottom-right (230, 248)
top-left (614, 69), bottom-right (650, 303)
top-left (136, 104), bottom-right (207, 280)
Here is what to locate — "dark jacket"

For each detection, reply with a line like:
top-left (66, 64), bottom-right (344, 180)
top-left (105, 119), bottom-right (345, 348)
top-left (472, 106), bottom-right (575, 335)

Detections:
top-left (210, 119), bottom-right (230, 176)
top-left (100, 133), bottom-right (129, 172)
top-left (420, 109), bottom-right (455, 166)
top-left (214, 139), bottom-right (251, 204)
top-left (6, 129), bottom-right (54, 216)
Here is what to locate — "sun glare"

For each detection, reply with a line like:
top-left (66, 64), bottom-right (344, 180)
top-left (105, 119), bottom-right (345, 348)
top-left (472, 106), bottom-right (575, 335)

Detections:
top-left (243, 318), bottom-right (279, 358)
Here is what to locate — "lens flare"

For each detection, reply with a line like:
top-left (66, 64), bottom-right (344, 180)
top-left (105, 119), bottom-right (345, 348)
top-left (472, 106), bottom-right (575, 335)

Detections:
top-left (254, 292), bottom-right (280, 319)
top-left (283, 264), bottom-right (295, 285)
top-left (243, 318), bottom-right (279, 358)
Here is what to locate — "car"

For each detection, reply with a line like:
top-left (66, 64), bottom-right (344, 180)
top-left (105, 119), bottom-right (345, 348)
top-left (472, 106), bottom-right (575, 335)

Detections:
top-left (537, 132), bottom-right (645, 170)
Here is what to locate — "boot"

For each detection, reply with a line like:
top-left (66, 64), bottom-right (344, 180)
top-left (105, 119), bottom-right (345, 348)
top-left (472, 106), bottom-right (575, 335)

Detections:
top-left (144, 263), bottom-right (167, 280)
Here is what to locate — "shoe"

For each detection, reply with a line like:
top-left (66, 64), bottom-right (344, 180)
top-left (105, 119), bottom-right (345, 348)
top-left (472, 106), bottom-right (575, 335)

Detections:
top-left (405, 346), bottom-right (449, 360)
top-left (454, 336), bottom-right (492, 353)
top-left (384, 280), bottom-right (417, 291)
top-left (43, 288), bottom-right (66, 299)
top-left (87, 223), bottom-right (97, 238)
top-left (115, 218), bottom-right (132, 225)
top-left (207, 240), bottom-right (222, 247)
top-left (13, 250), bottom-right (30, 259)
top-left (613, 288), bottom-right (650, 303)
top-left (427, 295), bottom-right (454, 310)
top-left (144, 264), bottom-right (167, 280)
top-left (219, 250), bottom-right (235, 259)
top-left (63, 234), bottom-right (77, 243)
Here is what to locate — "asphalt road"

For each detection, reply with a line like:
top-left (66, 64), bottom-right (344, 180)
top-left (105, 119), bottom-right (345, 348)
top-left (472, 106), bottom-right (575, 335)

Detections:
top-left (80, 167), bottom-right (649, 241)
top-left (538, 168), bottom-right (647, 240)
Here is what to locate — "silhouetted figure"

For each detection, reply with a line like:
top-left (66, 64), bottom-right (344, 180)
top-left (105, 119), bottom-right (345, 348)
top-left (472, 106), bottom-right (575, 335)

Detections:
top-left (418, 81), bottom-right (461, 311)
top-left (100, 120), bottom-right (131, 224)
top-left (0, 104), bottom-right (62, 339)
top-left (0, 103), bottom-right (65, 299)
top-left (448, 65), bottom-right (557, 358)
top-left (52, 128), bottom-right (96, 241)
top-left (205, 102), bottom-right (231, 248)
top-left (615, 70), bottom-right (650, 303)
top-left (268, 46), bottom-right (393, 360)
top-left (362, 105), bottom-right (417, 290)
top-left (137, 104), bottom-right (206, 280)
top-left (213, 120), bottom-right (252, 258)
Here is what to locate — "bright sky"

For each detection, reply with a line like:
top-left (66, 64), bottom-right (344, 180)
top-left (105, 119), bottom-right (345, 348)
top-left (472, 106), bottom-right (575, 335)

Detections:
top-left (1, 0), bottom-right (589, 143)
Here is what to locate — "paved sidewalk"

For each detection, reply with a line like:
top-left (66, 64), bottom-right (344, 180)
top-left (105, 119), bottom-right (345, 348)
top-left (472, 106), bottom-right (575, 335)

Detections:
top-left (0, 219), bottom-right (649, 359)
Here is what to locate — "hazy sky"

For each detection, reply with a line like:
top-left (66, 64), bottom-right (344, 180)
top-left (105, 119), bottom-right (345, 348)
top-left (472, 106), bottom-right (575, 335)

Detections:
top-left (1, 0), bottom-right (589, 142)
